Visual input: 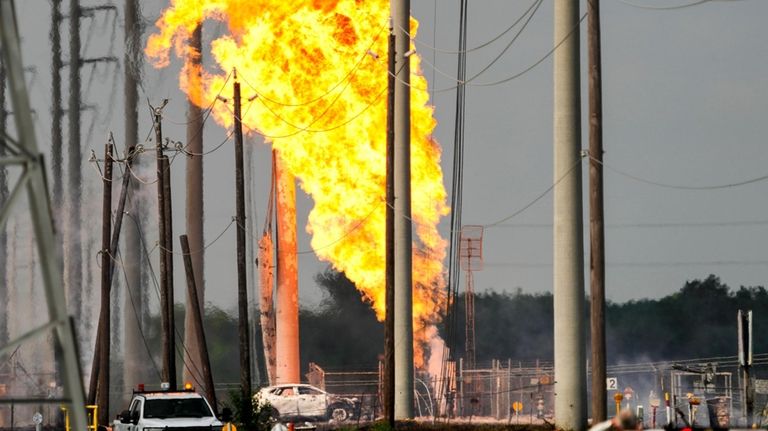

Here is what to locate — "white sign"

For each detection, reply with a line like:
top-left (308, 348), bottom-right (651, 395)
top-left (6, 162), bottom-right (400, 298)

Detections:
top-left (755, 379), bottom-right (768, 395)
top-left (606, 377), bottom-right (618, 390)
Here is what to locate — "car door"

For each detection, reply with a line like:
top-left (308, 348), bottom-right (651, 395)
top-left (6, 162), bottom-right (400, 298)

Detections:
top-left (296, 386), bottom-right (326, 418)
top-left (270, 386), bottom-right (299, 417)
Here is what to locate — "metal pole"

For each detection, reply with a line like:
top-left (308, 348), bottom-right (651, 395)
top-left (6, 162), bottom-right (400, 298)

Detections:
top-left (392, 0), bottom-right (414, 420)
top-left (183, 22), bottom-right (205, 386)
top-left (233, 74), bottom-right (253, 426)
top-left (96, 141), bottom-right (113, 425)
top-left (587, 0), bottom-right (606, 424)
top-left (180, 234), bottom-right (218, 415)
top-left (553, 0), bottom-right (586, 430)
top-left (384, 27), bottom-right (395, 427)
top-left (49, 0), bottom-right (63, 233)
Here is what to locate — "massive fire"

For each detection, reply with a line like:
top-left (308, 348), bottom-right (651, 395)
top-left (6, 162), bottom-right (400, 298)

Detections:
top-left (147, 0), bottom-right (448, 367)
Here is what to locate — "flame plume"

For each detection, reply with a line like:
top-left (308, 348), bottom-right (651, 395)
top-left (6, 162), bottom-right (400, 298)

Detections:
top-left (147, 0), bottom-right (449, 367)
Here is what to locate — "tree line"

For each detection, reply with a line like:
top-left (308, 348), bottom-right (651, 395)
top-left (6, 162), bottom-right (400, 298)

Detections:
top-left (149, 271), bottom-right (764, 385)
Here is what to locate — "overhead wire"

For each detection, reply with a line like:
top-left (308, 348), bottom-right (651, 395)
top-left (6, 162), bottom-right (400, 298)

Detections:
top-left (589, 154), bottom-right (768, 190)
top-left (615, 0), bottom-right (714, 10)
top-left (409, 0), bottom-right (541, 55)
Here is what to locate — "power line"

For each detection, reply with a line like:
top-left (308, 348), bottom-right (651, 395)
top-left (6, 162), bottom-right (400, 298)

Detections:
top-left (494, 220), bottom-right (768, 229)
top-left (590, 154), bottom-right (768, 190)
top-left (615, 0), bottom-right (717, 10)
top-left (484, 260), bottom-right (768, 268)
top-left (409, 0), bottom-right (540, 55)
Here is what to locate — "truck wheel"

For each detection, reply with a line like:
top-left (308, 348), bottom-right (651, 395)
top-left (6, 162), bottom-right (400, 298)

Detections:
top-left (327, 403), bottom-right (350, 423)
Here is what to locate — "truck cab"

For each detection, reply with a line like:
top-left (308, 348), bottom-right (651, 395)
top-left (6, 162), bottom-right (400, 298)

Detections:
top-left (113, 387), bottom-right (222, 431)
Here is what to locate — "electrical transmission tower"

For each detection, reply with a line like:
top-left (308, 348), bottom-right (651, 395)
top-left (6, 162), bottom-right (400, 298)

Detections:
top-left (0, 2), bottom-right (87, 431)
top-left (459, 225), bottom-right (483, 370)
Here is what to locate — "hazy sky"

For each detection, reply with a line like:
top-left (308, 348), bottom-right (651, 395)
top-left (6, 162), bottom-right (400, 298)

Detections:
top-left (8, 0), bottom-right (768, 315)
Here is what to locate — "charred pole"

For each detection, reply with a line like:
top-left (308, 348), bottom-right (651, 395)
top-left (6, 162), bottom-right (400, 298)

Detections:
top-left (183, 22), bottom-right (206, 386)
top-left (180, 234), bottom-right (218, 415)
top-left (233, 71), bottom-right (253, 425)
top-left (553, 0), bottom-right (586, 429)
top-left (392, 0), bottom-right (414, 419)
top-left (163, 156), bottom-right (176, 386)
top-left (50, 0), bottom-right (64, 223)
top-left (154, 101), bottom-right (177, 389)
top-left (384, 25), bottom-right (395, 427)
top-left (274, 148), bottom-right (299, 387)
top-left (588, 0), bottom-right (606, 423)
top-left (96, 139), bottom-right (114, 426)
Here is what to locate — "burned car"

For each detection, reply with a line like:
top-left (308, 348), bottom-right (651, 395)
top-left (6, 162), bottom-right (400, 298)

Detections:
top-left (253, 383), bottom-right (359, 422)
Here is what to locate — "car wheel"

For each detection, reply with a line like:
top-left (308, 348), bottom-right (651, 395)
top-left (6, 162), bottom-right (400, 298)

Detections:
top-left (327, 403), bottom-right (350, 423)
top-left (268, 407), bottom-right (280, 420)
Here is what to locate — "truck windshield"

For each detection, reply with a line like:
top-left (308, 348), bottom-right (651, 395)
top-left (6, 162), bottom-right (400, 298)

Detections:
top-left (143, 398), bottom-right (212, 419)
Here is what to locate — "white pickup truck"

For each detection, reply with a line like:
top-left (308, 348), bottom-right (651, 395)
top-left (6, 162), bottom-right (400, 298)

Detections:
top-left (113, 388), bottom-right (223, 431)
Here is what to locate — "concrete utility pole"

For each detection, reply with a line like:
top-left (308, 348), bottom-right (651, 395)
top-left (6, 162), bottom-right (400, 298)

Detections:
top-left (96, 141), bottom-right (114, 426)
top-left (392, 0), bottom-right (414, 420)
top-left (183, 23), bottom-right (205, 386)
top-left (180, 234), bottom-right (217, 415)
top-left (122, 0), bottom-right (147, 395)
top-left (275, 149), bottom-right (299, 384)
top-left (553, 1), bottom-right (586, 430)
top-left (68, 0), bottom-right (84, 329)
top-left (154, 104), bottom-right (177, 390)
top-left (232, 74), bottom-right (253, 426)
top-left (588, 0), bottom-right (606, 423)
top-left (384, 27), bottom-right (395, 427)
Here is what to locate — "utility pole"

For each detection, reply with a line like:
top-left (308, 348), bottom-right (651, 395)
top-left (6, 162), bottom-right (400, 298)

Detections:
top-left (233, 72), bottom-right (252, 426)
top-left (738, 310), bottom-right (753, 426)
top-left (184, 22), bottom-right (205, 386)
top-left (96, 140), bottom-right (114, 426)
top-left (0, 45), bottom-right (7, 347)
top-left (180, 234), bottom-right (217, 415)
top-left (122, 0), bottom-right (147, 395)
top-left (588, 0), bottom-right (606, 423)
top-left (383, 26), bottom-right (395, 427)
top-left (274, 147), bottom-right (299, 386)
top-left (392, 0), bottom-right (414, 420)
top-left (68, 0), bottom-right (84, 327)
top-left (50, 0), bottom-right (64, 223)
top-left (553, 1), bottom-right (586, 430)
top-left (154, 102), bottom-right (176, 389)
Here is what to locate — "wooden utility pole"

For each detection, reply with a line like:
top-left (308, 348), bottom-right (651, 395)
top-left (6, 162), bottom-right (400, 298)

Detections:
top-left (384, 27), bottom-right (395, 427)
top-left (184, 22), bottom-right (206, 386)
top-left (588, 0), bottom-right (606, 423)
top-left (180, 234), bottom-right (218, 415)
top-left (68, 0), bottom-right (84, 326)
top-left (154, 103), bottom-right (176, 389)
top-left (96, 141), bottom-right (114, 426)
top-left (232, 72), bottom-right (252, 426)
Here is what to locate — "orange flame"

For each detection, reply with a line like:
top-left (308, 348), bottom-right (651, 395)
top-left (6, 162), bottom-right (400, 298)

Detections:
top-left (147, 0), bottom-right (448, 367)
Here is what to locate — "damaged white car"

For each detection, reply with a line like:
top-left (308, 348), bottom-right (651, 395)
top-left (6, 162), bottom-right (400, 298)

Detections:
top-left (253, 383), bottom-right (359, 423)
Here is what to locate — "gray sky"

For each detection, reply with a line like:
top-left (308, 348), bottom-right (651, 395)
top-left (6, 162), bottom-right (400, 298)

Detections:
top-left (8, 0), bottom-right (768, 316)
